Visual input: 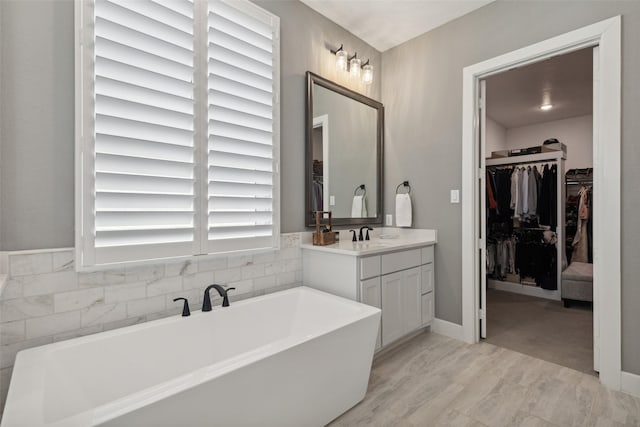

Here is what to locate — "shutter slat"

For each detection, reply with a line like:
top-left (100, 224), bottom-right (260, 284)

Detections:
top-left (209, 165), bottom-right (272, 185)
top-left (96, 153), bottom-right (194, 180)
top-left (208, 44), bottom-right (271, 80)
top-left (209, 89), bottom-right (271, 120)
top-left (208, 211), bottom-right (272, 226)
top-left (209, 135), bottom-right (272, 158)
top-left (208, 225), bottom-right (272, 239)
top-left (96, 114), bottom-right (193, 146)
top-left (209, 105), bottom-right (271, 133)
top-left (208, 196), bottom-right (271, 212)
top-left (209, 59), bottom-right (271, 93)
top-left (96, 57), bottom-right (192, 99)
top-left (208, 150), bottom-right (272, 172)
top-left (96, 172), bottom-right (194, 196)
top-left (107, 0), bottom-right (193, 32)
top-left (96, 134), bottom-right (193, 162)
top-left (97, 211), bottom-right (194, 229)
top-left (96, 37), bottom-right (192, 82)
top-left (97, 192), bottom-right (193, 211)
top-left (209, 2), bottom-right (272, 46)
top-left (209, 181), bottom-right (272, 198)
top-left (209, 27), bottom-right (271, 66)
top-left (96, 17), bottom-right (192, 66)
top-left (96, 228), bottom-right (194, 247)
top-left (96, 95), bottom-right (193, 131)
top-left (96, 77), bottom-right (193, 116)
top-left (209, 119), bottom-right (271, 146)
top-left (209, 76), bottom-right (271, 107)
top-left (98, 1), bottom-right (193, 47)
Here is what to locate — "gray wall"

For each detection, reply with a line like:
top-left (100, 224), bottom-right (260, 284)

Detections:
top-left (381, 0), bottom-right (640, 374)
top-left (0, 0), bottom-right (75, 250)
top-left (0, 0), bottom-right (381, 250)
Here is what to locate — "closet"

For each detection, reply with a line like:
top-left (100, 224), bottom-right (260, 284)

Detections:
top-left (486, 150), bottom-right (565, 299)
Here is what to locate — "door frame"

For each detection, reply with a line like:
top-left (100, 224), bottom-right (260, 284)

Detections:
top-left (461, 17), bottom-right (621, 389)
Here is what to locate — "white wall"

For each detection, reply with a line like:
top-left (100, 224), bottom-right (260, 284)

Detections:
top-left (486, 116), bottom-right (507, 154)
top-left (504, 115), bottom-right (593, 171)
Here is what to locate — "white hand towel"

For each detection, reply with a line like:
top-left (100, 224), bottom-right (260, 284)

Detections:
top-left (351, 195), bottom-right (365, 218)
top-left (396, 193), bottom-right (412, 227)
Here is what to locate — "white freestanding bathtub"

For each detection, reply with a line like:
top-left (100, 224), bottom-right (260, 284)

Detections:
top-left (1, 287), bottom-right (380, 427)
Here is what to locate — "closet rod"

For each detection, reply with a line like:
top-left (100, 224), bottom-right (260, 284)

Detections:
top-left (566, 180), bottom-right (592, 185)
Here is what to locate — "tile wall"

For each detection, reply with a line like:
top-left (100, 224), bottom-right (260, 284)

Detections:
top-left (0, 233), bottom-right (304, 413)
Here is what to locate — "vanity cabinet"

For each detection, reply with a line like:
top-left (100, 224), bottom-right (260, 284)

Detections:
top-left (302, 239), bottom-right (436, 351)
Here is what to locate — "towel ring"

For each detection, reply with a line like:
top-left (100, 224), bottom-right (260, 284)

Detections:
top-left (354, 184), bottom-right (366, 197)
top-left (396, 181), bottom-right (411, 195)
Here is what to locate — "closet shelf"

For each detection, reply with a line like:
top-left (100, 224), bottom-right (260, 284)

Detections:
top-left (485, 150), bottom-right (565, 167)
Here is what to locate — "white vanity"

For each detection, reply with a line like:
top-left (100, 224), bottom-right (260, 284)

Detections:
top-left (302, 228), bottom-right (437, 351)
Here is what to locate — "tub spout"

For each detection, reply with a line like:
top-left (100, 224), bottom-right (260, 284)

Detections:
top-left (203, 284), bottom-right (237, 311)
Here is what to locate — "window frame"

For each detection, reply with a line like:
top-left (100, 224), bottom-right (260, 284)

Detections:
top-left (75, 0), bottom-right (280, 271)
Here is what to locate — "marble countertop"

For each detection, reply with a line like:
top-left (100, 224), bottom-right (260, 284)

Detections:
top-left (301, 228), bottom-right (437, 256)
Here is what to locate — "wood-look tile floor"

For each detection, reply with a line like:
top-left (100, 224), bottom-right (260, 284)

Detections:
top-left (329, 332), bottom-right (640, 426)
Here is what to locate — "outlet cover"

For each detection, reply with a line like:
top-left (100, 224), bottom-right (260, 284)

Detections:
top-left (386, 214), bottom-right (393, 226)
top-left (329, 195), bottom-right (335, 206)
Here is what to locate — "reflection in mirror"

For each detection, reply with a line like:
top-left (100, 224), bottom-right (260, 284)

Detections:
top-left (306, 72), bottom-right (384, 227)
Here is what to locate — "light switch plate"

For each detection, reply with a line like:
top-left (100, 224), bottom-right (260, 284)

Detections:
top-left (450, 189), bottom-right (460, 204)
top-left (329, 195), bottom-right (335, 206)
top-left (386, 214), bottom-right (393, 226)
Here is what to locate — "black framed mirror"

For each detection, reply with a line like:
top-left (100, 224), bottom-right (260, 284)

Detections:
top-left (305, 71), bottom-right (384, 227)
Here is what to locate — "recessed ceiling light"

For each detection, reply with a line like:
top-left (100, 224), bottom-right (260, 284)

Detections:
top-left (540, 104), bottom-right (553, 110)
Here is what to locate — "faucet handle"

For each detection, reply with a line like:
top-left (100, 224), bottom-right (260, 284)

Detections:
top-left (365, 227), bottom-right (373, 241)
top-left (173, 297), bottom-right (191, 317)
top-left (222, 287), bottom-right (236, 307)
top-left (349, 229), bottom-right (357, 242)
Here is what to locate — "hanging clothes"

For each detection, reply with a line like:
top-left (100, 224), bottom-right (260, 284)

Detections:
top-left (520, 167), bottom-right (529, 217)
top-left (527, 166), bottom-right (538, 217)
top-left (486, 171), bottom-right (498, 210)
top-left (538, 164), bottom-right (558, 228)
top-left (572, 186), bottom-right (591, 263)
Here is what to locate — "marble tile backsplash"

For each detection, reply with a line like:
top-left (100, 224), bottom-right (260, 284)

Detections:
top-left (0, 233), bottom-right (304, 413)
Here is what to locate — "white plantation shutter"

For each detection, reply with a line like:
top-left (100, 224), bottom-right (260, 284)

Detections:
top-left (207, 0), bottom-right (279, 252)
top-left (77, 0), bottom-right (279, 268)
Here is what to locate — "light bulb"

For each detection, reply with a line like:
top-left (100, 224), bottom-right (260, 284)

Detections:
top-left (362, 63), bottom-right (373, 84)
top-left (350, 56), bottom-right (361, 78)
top-left (336, 49), bottom-right (348, 71)
top-left (540, 104), bottom-right (553, 110)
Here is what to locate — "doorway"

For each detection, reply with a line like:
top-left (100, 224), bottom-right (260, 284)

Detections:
top-left (479, 48), bottom-right (594, 374)
top-left (461, 17), bottom-right (621, 390)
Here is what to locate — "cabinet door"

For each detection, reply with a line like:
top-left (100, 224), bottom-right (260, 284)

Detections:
top-left (421, 263), bottom-right (434, 294)
top-left (381, 271), bottom-right (404, 346)
top-left (422, 292), bottom-right (434, 326)
top-left (403, 267), bottom-right (422, 333)
top-left (360, 277), bottom-right (382, 350)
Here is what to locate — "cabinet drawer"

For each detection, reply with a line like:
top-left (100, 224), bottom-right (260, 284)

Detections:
top-left (421, 263), bottom-right (434, 294)
top-left (421, 246), bottom-right (434, 264)
top-left (381, 249), bottom-right (421, 275)
top-left (360, 256), bottom-right (381, 280)
top-left (421, 292), bottom-right (434, 326)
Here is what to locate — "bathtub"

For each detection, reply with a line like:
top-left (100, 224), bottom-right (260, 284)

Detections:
top-left (1, 287), bottom-right (381, 427)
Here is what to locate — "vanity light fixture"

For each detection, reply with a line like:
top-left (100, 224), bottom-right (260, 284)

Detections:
top-left (362, 59), bottom-right (373, 84)
top-left (540, 103), bottom-right (553, 110)
top-left (330, 44), bottom-right (374, 84)
top-left (349, 53), bottom-right (361, 78)
top-left (331, 44), bottom-right (348, 71)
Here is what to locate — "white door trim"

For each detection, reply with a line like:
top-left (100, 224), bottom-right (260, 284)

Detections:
top-left (461, 17), bottom-right (621, 390)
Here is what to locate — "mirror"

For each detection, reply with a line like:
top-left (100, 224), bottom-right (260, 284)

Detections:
top-left (305, 72), bottom-right (384, 227)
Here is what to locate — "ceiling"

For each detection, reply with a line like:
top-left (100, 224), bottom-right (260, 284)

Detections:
top-left (300, 0), bottom-right (494, 52)
top-left (485, 47), bottom-right (593, 129)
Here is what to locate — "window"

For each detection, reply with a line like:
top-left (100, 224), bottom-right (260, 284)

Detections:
top-left (76, 0), bottom-right (280, 269)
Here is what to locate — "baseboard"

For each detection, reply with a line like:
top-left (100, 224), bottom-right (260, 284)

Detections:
top-left (621, 371), bottom-right (640, 398)
top-left (431, 318), bottom-right (465, 341)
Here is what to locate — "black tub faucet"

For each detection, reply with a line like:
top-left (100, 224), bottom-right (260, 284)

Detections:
top-left (173, 297), bottom-right (191, 317)
top-left (359, 226), bottom-right (373, 241)
top-left (203, 284), bottom-right (236, 311)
